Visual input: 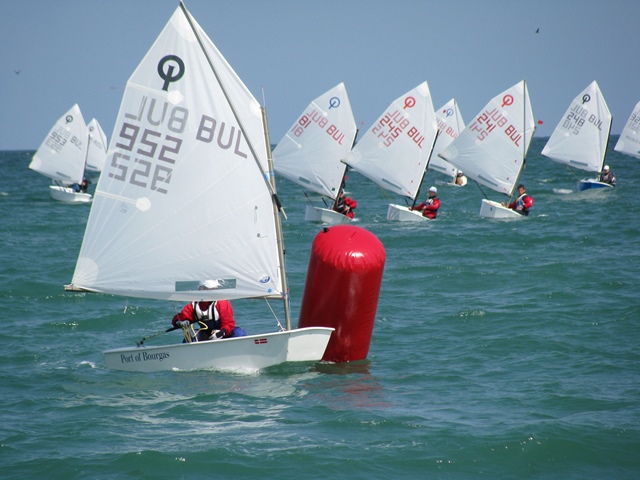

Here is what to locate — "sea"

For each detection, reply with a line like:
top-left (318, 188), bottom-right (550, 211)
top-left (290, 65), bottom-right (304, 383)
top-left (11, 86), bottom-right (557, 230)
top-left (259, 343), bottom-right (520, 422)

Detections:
top-left (1, 137), bottom-right (639, 479)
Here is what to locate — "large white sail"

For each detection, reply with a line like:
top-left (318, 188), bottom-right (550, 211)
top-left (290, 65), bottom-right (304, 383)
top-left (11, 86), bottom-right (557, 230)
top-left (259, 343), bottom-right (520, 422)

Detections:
top-left (614, 100), bottom-right (640, 159)
top-left (273, 83), bottom-right (357, 200)
top-left (541, 81), bottom-right (612, 173)
top-left (70, 6), bottom-right (280, 302)
top-left (343, 82), bottom-right (438, 201)
top-left (29, 104), bottom-right (88, 184)
top-left (428, 98), bottom-right (465, 179)
top-left (85, 118), bottom-right (108, 173)
top-left (439, 80), bottom-right (535, 196)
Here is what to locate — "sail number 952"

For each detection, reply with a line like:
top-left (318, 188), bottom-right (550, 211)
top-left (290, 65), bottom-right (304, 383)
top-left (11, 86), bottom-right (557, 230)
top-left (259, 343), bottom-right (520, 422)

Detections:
top-left (109, 123), bottom-right (182, 194)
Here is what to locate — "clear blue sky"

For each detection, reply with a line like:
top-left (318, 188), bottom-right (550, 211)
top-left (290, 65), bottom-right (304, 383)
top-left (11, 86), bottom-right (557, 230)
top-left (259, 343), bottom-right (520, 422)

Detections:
top-left (1, 0), bottom-right (637, 150)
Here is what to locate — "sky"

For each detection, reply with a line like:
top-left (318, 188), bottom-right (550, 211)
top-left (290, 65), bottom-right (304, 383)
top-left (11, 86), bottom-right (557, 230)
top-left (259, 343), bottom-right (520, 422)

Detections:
top-left (1, 0), bottom-right (638, 151)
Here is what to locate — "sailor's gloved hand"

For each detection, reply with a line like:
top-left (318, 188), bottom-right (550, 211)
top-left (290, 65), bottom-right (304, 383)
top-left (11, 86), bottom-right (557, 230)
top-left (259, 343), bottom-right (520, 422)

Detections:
top-left (177, 320), bottom-right (191, 328)
top-left (212, 330), bottom-right (225, 340)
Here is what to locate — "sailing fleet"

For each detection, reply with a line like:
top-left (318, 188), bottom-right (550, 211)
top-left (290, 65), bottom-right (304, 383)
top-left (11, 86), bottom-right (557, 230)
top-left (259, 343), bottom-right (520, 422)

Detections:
top-left (31, 65), bottom-right (630, 215)
top-left (25, 2), bottom-right (635, 372)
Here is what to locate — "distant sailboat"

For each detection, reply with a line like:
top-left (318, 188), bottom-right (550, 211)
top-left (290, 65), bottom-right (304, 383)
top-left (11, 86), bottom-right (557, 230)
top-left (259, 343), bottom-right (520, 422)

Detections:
top-left (541, 81), bottom-right (613, 191)
top-left (65, 3), bottom-right (333, 372)
top-left (439, 80), bottom-right (536, 219)
top-left (273, 83), bottom-right (357, 224)
top-left (614, 100), bottom-right (640, 159)
top-left (29, 104), bottom-right (93, 203)
top-left (343, 82), bottom-right (439, 222)
top-left (84, 118), bottom-right (108, 175)
top-left (428, 98), bottom-right (466, 185)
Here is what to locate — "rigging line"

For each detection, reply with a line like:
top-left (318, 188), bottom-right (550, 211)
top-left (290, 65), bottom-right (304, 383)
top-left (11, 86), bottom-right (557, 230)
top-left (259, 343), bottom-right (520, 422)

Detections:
top-left (475, 180), bottom-right (490, 200)
top-left (303, 192), bottom-right (315, 207)
top-left (264, 298), bottom-right (285, 332)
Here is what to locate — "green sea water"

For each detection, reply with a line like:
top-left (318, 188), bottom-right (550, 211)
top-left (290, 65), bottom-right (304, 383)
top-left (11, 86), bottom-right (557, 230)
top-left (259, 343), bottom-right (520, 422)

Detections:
top-left (1, 137), bottom-right (639, 479)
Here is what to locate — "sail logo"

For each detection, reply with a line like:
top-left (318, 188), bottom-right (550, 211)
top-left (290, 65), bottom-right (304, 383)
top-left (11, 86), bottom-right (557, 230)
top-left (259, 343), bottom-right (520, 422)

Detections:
top-left (259, 275), bottom-right (271, 283)
top-left (403, 97), bottom-right (416, 109)
top-left (501, 95), bottom-right (514, 107)
top-left (329, 97), bottom-right (341, 109)
top-left (157, 55), bottom-right (185, 91)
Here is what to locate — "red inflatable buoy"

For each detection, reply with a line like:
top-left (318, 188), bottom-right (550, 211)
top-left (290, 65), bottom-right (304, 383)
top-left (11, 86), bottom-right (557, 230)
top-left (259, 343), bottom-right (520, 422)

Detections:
top-left (298, 225), bottom-right (386, 362)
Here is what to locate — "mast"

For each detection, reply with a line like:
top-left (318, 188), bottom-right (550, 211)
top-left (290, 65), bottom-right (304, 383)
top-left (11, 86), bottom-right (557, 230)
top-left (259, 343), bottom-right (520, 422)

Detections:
top-left (262, 105), bottom-right (292, 331)
top-left (180, 2), bottom-right (291, 327)
top-left (332, 130), bottom-right (358, 210)
top-left (507, 80), bottom-right (535, 201)
top-left (410, 130), bottom-right (439, 210)
top-left (81, 128), bottom-right (92, 184)
top-left (599, 115), bottom-right (613, 174)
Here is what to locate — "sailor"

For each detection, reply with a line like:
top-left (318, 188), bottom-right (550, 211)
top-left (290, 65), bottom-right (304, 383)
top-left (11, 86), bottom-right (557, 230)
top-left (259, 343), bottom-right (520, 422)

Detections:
top-left (506, 184), bottom-right (534, 216)
top-left (79, 178), bottom-right (90, 193)
top-left (412, 186), bottom-right (440, 219)
top-left (171, 280), bottom-right (236, 341)
top-left (599, 165), bottom-right (616, 186)
top-left (454, 171), bottom-right (468, 186)
top-left (333, 189), bottom-right (357, 219)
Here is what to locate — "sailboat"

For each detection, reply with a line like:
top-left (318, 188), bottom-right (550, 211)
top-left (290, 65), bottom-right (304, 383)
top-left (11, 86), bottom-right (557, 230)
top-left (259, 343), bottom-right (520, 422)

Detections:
top-left (65, 3), bottom-right (333, 373)
top-left (428, 98), bottom-right (466, 186)
top-left (29, 104), bottom-right (93, 203)
top-left (541, 81), bottom-right (613, 191)
top-left (343, 82), bottom-right (439, 222)
top-left (84, 118), bottom-right (109, 175)
top-left (439, 80), bottom-right (535, 219)
top-left (614, 100), bottom-right (640, 159)
top-left (272, 83), bottom-right (358, 224)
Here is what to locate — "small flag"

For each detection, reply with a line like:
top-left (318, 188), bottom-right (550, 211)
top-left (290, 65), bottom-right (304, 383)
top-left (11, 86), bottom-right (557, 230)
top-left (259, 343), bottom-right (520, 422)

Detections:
top-left (537, 120), bottom-right (544, 125)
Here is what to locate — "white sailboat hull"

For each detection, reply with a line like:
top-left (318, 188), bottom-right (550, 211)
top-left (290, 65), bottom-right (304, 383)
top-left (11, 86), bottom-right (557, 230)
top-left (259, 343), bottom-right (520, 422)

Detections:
top-left (104, 327), bottom-right (334, 373)
top-left (576, 179), bottom-right (614, 191)
top-left (304, 205), bottom-right (352, 224)
top-left (49, 185), bottom-right (92, 204)
top-left (479, 199), bottom-right (526, 219)
top-left (386, 204), bottom-right (430, 222)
